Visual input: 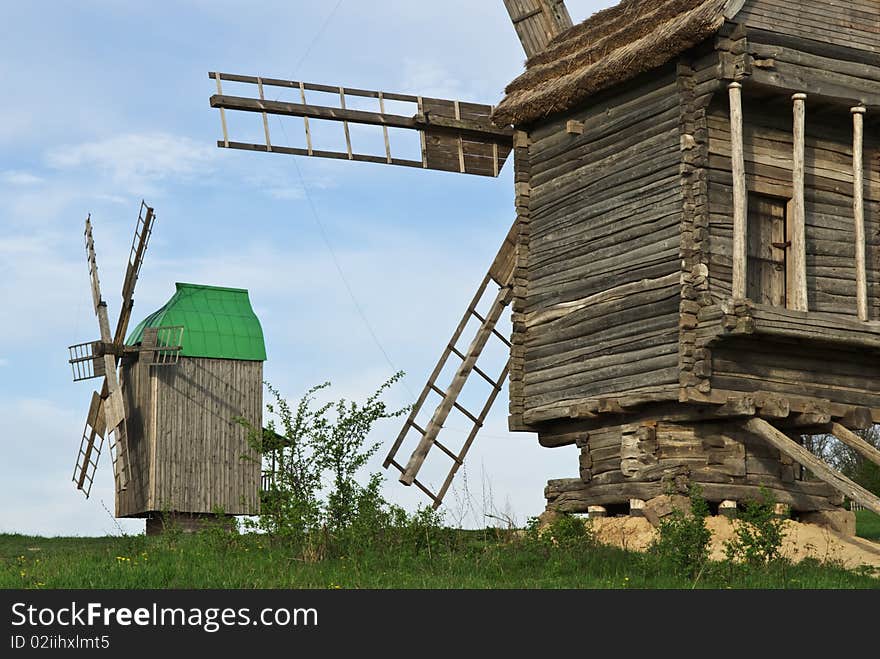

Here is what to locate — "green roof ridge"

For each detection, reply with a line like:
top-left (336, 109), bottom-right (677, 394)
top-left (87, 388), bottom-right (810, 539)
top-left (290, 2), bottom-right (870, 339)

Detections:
top-left (126, 282), bottom-right (266, 362)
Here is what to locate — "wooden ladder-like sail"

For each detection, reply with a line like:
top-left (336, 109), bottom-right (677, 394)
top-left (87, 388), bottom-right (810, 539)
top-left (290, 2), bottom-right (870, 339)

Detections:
top-left (208, 72), bottom-right (514, 178)
top-left (502, 0), bottom-right (573, 58)
top-left (383, 221), bottom-right (518, 508)
top-left (71, 202), bottom-right (157, 497)
top-left (742, 418), bottom-right (880, 516)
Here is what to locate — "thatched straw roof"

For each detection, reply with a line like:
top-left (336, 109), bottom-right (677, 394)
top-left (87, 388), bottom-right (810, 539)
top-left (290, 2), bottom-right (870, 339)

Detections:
top-left (494, 0), bottom-right (743, 126)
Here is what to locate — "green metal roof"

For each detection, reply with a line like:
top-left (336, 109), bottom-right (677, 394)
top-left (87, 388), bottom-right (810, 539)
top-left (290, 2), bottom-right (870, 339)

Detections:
top-left (127, 283), bottom-right (266, 361)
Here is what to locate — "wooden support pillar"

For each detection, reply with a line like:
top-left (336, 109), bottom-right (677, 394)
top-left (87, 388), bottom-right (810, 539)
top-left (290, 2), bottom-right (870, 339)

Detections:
top-left (852, 106), bottom-right (868, 321)
top-left (789, 93), bottom-right (809, 311)
top-left (742, 417), bottom-right (880, 516)
top-left (729, 82), bottom-right (747, 299)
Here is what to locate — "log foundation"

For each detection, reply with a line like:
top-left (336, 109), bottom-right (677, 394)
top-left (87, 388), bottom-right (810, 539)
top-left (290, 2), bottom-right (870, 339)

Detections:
top-left (544, 418), bottom-right (843, 514)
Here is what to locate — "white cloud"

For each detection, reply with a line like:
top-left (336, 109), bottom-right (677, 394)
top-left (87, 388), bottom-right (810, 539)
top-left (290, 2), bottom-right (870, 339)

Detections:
top-left (46, 132), bottom-right (216, 192)
top-left (1, 170), bottom-right (44, 186)
top-left (0, 358), bottom-right (8, 367)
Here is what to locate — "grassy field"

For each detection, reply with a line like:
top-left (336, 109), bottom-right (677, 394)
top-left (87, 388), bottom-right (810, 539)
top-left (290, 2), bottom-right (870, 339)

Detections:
top-left (2, 512), bottom-right (879, 589)
top-left (855, 510), bottom-right (880, 540)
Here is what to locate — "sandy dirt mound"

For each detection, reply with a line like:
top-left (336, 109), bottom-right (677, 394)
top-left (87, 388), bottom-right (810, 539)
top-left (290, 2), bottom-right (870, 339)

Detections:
top-left (590, 516), bottom-right (880, 571)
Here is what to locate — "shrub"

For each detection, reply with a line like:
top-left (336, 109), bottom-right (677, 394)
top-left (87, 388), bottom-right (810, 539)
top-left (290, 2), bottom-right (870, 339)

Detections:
top-left (649, 486), bottom-right (712, 579)
top-left (724, 488), bottom-right (786, 565)
top-left (237, 373), bottom-right (407, 546)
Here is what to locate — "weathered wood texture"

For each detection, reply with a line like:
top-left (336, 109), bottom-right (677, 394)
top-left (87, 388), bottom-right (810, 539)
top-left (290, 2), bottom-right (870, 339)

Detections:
top-left (116, 358), bottom-right (153, 517)
top-left (710, 336), bottom-right (880, 409)
top-left (518, 69), bottom-right (683, 419)
top-left (508, 131), bottom-right (532, 429)
top-left (737, 1), bottom-right (880, 55)
top-left (118, 357), bottom-right (262, 517)
top-left (706, 94), bottom-right (880, 317)
top-left (743, 417), bottom-right (880, 515)
top-left (729, 82), bottom-right (748, 298)
top-left (545, 418), bottom-right (840, 513)
top-left (502, 0), bottom-right (573, 59)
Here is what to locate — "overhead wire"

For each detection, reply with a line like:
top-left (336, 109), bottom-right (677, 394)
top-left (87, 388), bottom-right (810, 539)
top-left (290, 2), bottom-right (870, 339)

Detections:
top-left (265, 2), bottom-right (514, 442)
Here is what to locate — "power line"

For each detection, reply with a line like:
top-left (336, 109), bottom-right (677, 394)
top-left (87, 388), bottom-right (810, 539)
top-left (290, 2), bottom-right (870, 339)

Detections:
top-left (265, 2), bottom-right (516, 441)
top-left (291, 0), bottom-right (346, 77)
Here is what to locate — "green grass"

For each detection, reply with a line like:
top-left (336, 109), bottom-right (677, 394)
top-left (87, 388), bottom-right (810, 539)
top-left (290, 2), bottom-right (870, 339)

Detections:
top-left (855, 510), bottom-right (880, 540)
top-left (1, 524), bottom-right (878, 589)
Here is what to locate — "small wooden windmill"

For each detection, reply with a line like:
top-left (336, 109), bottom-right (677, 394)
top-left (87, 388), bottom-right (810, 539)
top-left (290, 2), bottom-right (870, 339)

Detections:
top-left (208, 0), bottom-right (880, 520)
top-left (69, 203), bottom-right (264, 532)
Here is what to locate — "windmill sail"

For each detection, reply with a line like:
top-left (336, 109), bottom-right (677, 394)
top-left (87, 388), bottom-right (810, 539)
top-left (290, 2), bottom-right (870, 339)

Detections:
top-left (71, 203), bottom-right (158, 497)
top-left (383, 220), bottom-right (517, 508)
top-left (73, 390), bottom-right (106, 497)
top-left (114, 202), bottom-right (155, 346)
top-left (208, 72), bottom-right (514, 177)
top-left (502, 0), bottom-right (573, 57)
top-left (84, 218), bottom-right (130, 492)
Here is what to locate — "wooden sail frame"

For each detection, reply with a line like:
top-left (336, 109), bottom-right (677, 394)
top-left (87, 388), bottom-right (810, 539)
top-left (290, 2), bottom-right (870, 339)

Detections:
top-left (208, 72), bottom-right (514, 177)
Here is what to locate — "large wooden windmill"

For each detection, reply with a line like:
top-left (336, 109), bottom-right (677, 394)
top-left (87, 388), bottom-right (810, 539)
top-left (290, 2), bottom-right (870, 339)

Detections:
top-left (69, 203), bottom-right (264, 532)
top-left (209, 0), bottom-right (880, 520)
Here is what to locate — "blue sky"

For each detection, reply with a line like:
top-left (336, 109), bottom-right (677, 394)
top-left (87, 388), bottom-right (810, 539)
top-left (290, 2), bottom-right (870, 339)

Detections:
top-left (0, 0), bottom-right (612, 536)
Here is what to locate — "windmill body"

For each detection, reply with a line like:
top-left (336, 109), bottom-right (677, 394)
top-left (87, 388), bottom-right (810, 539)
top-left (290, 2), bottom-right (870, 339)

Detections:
top-left (120, 283), bottom-right (264, 532)
top-left (209, 0), bottom-right (880, 518)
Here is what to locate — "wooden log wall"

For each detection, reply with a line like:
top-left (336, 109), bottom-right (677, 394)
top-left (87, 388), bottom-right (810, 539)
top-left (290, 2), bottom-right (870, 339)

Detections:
top-left (696, 22), bottom-right (880, 412)
top-left (737, 1), bottom-right (880, 55)
top-left (679, 50), bottom-right (723, 398)
top-left (519, 68), bottom-right (684, 420)
top-left (148, 358), bottom-right (262, 517)
top-left (116, 359), bottom-right (153, 517)
top-left (712, 336), bottom-right (880, 408)
top-left (546, 418), bottom-right (841, 513)
top-left (706, 95), bottom-right (880, 316)
top-left (509, 131), bottom-right (532, 430)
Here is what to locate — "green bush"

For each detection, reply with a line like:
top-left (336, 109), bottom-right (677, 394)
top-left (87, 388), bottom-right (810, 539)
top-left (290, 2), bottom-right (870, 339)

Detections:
top-left (648, 486), bottom-right (712, 579)
top-left (724, 488), bottom-right (786, 565)
top-left (236, 373), bottom-right (455, 559)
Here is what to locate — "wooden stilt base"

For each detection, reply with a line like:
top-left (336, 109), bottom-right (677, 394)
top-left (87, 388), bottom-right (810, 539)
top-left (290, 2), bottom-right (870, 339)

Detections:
top-left (145, 512), bottom-right (237, 536)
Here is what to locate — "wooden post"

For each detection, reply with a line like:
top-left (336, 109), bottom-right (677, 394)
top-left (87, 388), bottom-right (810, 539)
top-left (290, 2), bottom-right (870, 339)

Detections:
top-left (214, 75), bottom-right (229, 148)
top-left (256, 78), bottom-right (272, 152)
top-left (729, 82), bottom-right (748, 299)
top-left (852, 106), bottom-right (868, 321)
top-left (830, 422), bottom-right (880, 469)
top-left (790, 93), bottom-right (808, 311)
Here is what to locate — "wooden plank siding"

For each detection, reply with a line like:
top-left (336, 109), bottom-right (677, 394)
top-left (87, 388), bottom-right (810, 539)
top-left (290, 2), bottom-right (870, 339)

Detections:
top-left (118, 357), bottom-right (262, 517)
top-left (518, 68), bottom-right (684, 417)
top-left (116, 359), bottom-right (153, 517)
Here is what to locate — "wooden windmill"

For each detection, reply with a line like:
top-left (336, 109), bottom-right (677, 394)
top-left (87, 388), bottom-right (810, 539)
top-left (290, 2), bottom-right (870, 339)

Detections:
top-left (208, 0), bottom-right (880, 521)
top-left (69, 203), bottom-right (264, 532)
